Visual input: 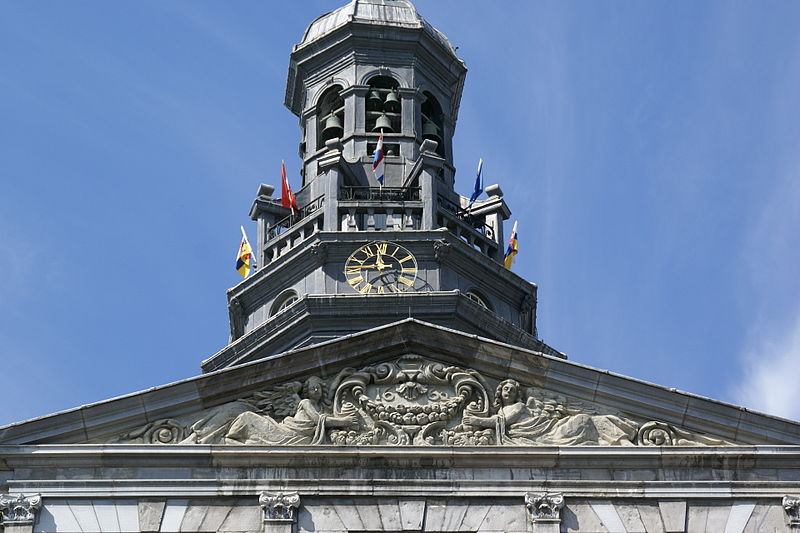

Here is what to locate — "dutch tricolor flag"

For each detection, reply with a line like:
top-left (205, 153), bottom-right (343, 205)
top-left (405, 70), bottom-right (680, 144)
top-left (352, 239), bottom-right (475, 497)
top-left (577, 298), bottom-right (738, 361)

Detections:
top-left (373, 131), bottom-right (385, 186)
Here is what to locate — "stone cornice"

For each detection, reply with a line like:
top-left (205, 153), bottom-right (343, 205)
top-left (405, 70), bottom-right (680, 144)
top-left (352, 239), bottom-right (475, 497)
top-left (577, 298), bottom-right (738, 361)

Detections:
top-left (2, 445), bottom-right (800, 499)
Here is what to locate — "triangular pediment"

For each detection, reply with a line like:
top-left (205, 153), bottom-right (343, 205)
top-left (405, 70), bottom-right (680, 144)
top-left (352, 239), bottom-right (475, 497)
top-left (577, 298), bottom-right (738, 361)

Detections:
top-left (2, 319), bottom-right (799, 447)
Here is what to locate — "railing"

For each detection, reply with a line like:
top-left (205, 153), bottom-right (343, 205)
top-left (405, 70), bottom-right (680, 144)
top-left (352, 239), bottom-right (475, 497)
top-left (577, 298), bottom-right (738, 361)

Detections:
top-left (267, 195), bottom-right (325, 240)
top-left (339, 186), bottom-right (421, 202)
top-left (438, 195), bottom-right (495, 240)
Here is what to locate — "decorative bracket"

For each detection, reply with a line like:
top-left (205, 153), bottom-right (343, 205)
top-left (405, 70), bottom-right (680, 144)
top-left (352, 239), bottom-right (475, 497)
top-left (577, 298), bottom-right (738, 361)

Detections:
top-left (433, 239), bottom-right (450, 262)
top-left (525, 492), bottom-right (564, 523)
top-left (0, 494), bottom-right (42, 526)
top-left (260, 491), bottom-right (300, 522)
top-left (784, 495), bottom-right (800, 528)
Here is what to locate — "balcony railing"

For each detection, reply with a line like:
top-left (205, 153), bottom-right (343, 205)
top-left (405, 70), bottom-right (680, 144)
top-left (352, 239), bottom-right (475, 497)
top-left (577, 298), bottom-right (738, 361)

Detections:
top-left (438, 195), bottom-right (495, 240)
top-left (267, 195), bottom-right (325, 240)
top-left (339, 186), bottom-right (421, 202)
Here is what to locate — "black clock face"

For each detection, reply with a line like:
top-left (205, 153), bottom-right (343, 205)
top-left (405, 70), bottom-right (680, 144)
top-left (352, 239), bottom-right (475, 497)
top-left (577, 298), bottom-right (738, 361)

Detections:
top-left (344, 241), bottom-right (418, 294)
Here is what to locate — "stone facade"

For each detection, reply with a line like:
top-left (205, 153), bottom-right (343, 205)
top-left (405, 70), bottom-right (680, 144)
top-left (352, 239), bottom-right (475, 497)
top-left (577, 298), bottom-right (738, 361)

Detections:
top-left (1, 2), bottom-right (799, 532)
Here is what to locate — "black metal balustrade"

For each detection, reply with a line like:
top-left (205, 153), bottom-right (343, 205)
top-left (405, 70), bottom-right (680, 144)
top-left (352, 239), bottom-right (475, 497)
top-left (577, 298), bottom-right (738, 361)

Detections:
top-left (438, 195), bottom-right (495, 239)
top-left (267, 195), bottom-right (325, 239)
top-left (339, 186), bottom-right (421, 202)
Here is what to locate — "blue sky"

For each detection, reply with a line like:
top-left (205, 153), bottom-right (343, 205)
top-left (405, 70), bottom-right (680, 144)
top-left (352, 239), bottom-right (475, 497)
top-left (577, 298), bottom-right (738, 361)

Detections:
top-left (1, 1), bottom-right (799, 428)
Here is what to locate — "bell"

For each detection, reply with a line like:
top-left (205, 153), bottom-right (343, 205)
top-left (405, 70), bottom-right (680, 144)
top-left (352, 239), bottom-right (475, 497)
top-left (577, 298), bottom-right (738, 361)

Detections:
top-left (383, 89), bottom-right (401, 113)
top-left (372, 113), bottom-right (393, 133)
top-left (367, 89), bottom-right (383, 111)
top-left (422, 119), bottom-right (442, 145)
top-left (320, 114), bottom-right (343, 142)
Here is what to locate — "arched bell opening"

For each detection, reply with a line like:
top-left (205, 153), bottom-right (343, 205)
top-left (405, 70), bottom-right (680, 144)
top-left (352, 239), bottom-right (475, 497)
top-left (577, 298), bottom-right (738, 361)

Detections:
top-left (317, 85), bottom-right (345, 146)
top-left (421, 91), bottom-right (445, 156)
top-left (365, 76), bottom-right (401, 134)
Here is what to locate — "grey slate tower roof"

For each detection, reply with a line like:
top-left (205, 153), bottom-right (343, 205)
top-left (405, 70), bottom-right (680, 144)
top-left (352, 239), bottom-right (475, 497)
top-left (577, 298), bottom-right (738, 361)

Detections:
top-left (298, 0), bottom-right (458, 57)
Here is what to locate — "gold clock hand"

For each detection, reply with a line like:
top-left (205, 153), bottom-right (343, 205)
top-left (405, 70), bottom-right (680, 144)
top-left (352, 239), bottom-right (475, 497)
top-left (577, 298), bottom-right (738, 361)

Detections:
top-left (375, 250), bottom-right (387, 271)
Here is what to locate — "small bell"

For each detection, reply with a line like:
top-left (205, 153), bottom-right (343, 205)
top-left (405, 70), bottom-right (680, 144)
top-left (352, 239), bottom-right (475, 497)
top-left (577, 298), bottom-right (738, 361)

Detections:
top-left (373, 113), bottom-right (393, 133)
top-left (383, 89), bottom-right (401, 113)
top-left (367, 89), bottom-right (383, 111)
top-left (422, 118), bottom-right (442, 145)
top-left (320, 114), bottom-right (344, 142)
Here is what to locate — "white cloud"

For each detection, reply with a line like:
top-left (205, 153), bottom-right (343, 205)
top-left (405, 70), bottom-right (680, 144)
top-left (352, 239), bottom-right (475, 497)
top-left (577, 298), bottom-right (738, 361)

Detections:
top-left (735, 314), bottom-right (800, 420)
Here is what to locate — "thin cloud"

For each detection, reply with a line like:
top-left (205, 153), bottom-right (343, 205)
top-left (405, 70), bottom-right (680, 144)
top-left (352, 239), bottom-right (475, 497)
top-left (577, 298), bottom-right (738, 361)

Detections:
top-left (735, 313), bottom-right (800, 420)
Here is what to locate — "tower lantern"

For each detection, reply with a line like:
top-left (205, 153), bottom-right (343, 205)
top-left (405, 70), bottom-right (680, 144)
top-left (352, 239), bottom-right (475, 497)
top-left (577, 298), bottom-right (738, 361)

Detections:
top-left (212, 0), bottom-right (554, 372)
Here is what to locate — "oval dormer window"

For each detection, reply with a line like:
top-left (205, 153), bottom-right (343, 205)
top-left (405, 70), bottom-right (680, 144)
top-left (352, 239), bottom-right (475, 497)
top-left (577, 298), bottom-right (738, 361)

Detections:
top-left (271, 290), bottom-right (299, 316)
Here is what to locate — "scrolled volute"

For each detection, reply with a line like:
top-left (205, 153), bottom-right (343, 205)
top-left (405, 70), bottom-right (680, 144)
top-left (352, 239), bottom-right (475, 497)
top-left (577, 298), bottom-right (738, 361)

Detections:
top-left (260, 491), bottom-right (301, 521)
top-left (525, 492), bottom-right (564, 522)
top-left (784, 495), bottom-right (800, 527)
top-left (0, 494), bottom-right (42, 525)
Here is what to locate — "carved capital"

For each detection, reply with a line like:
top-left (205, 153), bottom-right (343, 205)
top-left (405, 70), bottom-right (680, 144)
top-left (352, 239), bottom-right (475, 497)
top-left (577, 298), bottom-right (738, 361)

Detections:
top-left (784, 495), bottom-right (800, 527)
top-left (525, 492), bottom-right (564, 523)
top-left (0, 494), bottom-right (42, 525)
top-left (260, 491), bottom-right (300, 522)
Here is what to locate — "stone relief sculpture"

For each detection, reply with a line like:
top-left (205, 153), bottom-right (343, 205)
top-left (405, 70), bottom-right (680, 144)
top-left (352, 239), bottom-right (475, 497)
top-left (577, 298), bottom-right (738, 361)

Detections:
top-left (462, 379), bottom-right (639, 445)
top-left (225, 376), bottom-right (358, 445)
top-left (108, 356), bottom-right (731, 447)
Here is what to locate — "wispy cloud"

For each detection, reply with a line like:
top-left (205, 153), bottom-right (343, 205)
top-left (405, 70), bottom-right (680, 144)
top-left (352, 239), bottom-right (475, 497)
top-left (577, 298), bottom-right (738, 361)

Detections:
top-left (735, 313), bottom-right (800, 420)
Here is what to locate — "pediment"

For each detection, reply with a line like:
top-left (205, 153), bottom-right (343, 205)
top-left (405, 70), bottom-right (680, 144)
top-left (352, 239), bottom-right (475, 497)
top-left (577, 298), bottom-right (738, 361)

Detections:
top-left (2, 319), bottom-right (799, 447)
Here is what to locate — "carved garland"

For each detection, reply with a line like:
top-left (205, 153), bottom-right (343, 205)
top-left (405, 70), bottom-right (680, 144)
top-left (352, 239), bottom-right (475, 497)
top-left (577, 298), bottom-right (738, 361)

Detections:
top-left (108, 356), bottom-right (734, 447)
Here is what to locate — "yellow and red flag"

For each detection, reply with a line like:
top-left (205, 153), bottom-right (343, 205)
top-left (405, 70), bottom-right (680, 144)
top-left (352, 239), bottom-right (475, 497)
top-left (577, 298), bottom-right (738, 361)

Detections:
top-left (236, 226), bottom-right (254, 278)
top-left (503, 220), bottom-right (518, 270)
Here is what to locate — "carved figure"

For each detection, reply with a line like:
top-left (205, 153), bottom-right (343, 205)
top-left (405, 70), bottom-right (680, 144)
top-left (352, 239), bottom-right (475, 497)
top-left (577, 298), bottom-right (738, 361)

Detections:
top-left (107, 357), bottom-right (736, 447)
top-left (462, 379), bottom-right (639, 445)
top-left (224, 376), bottom-right (358, 445)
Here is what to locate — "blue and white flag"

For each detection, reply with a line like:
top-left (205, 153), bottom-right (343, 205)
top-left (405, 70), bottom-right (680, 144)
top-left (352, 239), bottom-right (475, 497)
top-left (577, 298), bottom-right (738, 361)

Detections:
top-left (467, 158), bottom-right (484, 207)
top-left (372, 131), bottom-right (385, 186)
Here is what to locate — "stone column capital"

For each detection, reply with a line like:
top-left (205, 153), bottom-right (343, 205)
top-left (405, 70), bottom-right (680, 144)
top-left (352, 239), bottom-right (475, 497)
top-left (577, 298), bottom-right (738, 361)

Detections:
top-left (525, 492), bottom-right (565, 523)
top-left (784, 495), bottom-right (800, 528)
top-left (260, 491), bottom-right (301, 523)
top-left (0, 494), bottom-right (42, 526)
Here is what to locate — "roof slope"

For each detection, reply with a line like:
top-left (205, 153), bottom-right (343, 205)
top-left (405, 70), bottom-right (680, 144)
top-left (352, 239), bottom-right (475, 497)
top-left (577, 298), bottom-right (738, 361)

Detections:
top-left (1, 319), bottom-right (798, 446)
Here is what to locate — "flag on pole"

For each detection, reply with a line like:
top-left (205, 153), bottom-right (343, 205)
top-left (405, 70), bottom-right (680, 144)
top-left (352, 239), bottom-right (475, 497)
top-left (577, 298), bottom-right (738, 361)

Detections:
top-left (503, 221), bottom-right (519, 270)
top-left (372, 131), bottom-right (385, 186)
top-left (281, 161), bottom-right (299, 215)
top-left (467, 158), bottom-right (484, 207)
top-left (236, 226), bottom-right (254, 278)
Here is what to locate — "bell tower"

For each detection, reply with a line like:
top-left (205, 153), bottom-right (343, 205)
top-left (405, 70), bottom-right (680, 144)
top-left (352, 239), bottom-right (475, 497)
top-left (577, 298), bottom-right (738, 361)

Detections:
top-left (284, 0), bottom-right (463, 191)
top-left (201, 0), bottom-right (562, 373)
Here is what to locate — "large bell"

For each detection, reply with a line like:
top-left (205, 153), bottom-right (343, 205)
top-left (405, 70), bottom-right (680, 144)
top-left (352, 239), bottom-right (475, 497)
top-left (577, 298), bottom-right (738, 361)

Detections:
top-left (320, 113), bottom-right (344, 142)
top-left (367, 89), bottom-right (383, 111)
top-left (383, 89), bottom-right (401, 113)
top-left (372, 113), bottom-right (393, 133)
top-left (422, 119), bottom-right (442, 145)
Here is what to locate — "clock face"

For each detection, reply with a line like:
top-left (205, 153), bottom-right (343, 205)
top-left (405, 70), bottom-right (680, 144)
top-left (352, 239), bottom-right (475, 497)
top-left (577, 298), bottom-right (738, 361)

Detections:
top-left (344, 241), bottom-right (418, 294)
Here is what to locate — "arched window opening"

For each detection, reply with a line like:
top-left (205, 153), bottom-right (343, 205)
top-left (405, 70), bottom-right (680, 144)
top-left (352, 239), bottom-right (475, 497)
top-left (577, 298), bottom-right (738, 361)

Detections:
top-left (421, 92), bottom-right (444, 156)
top-left (365, 76), bottom-right (401, 134)
top-left (318, 85), bottom-right (344, 146)
top-left (466, 289), bottom-right (491, 310)
top-left (270, 290), bottom-right (299, 317)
